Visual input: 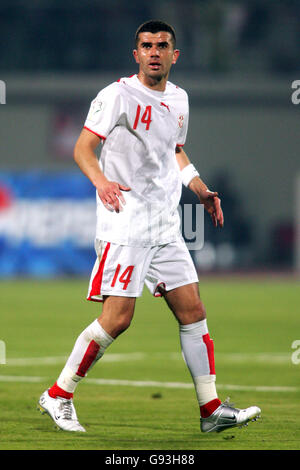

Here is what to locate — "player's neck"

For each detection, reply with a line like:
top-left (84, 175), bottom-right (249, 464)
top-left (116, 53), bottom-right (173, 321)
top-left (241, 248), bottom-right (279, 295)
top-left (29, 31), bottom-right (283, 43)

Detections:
top-left (137, 71), bottom-right (168, 92)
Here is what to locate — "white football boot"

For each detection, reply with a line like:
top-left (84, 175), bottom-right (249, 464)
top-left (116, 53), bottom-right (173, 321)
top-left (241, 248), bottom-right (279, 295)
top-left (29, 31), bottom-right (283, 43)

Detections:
top-left (38, 390), bottom-right (86, 432)
top-left (200, 398), bottom-right (261, 433)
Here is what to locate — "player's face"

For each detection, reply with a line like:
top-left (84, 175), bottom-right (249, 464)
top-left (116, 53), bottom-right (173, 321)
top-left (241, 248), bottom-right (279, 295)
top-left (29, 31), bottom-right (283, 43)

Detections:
top-left (133, 31), bottom-right (180, 86)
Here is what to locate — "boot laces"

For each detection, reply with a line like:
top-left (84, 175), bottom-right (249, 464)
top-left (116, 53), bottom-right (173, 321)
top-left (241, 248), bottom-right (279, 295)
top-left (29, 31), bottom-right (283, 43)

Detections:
top-left (59, 399), bottom-right (73, 420)
top-left (223, 397), bottom-right (235, 408)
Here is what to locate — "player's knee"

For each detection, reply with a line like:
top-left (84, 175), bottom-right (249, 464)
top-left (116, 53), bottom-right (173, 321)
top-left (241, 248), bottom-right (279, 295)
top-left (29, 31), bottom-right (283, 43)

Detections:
top-left (190, 300), bottom-right (206, 322)
top-left (115, 312), bottom-right (133, 334)
top-left (178, 300), bottom-right (206, 324)
top-left (195, 300), bottom-right (206, 321)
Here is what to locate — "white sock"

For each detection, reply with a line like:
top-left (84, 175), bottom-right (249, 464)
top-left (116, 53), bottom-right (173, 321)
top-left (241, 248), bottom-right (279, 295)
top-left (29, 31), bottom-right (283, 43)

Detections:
top-left (193, 375), bottom-right (218, 406)
top-left (57, 319), bottom-right (113, 393)
top-left (180, 319), bottom-right (219, 406)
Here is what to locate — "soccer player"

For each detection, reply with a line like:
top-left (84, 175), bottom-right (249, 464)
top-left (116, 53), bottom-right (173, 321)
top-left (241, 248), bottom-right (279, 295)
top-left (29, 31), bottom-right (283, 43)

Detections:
top-left (38, 20), bottom-right (261, 433)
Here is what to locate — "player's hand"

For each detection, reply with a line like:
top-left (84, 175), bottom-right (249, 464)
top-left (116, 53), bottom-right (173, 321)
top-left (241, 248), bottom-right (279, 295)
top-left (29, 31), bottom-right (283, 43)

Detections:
top-left (97, 180), bottom-right (131, 213)
top-left (200, 189), bottom-right (224, 228)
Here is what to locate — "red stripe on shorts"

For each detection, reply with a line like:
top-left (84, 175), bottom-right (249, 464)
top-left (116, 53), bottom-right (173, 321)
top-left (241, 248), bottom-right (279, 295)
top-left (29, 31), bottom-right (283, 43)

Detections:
top-left (202, 333), bottom-right (216, 375)
top-left (88, 242), bottom-right (111, 300)
top-left (76, 340), bottom-right (100, 377)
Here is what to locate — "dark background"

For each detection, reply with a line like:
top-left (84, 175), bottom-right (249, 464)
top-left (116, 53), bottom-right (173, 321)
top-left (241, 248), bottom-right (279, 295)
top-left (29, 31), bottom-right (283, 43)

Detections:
top-left (0, 0), bottom-right (299, 276)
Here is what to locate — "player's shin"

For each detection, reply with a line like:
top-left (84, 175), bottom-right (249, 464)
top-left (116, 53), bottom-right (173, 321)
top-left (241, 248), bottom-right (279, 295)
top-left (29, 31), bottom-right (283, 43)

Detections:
top-left (179, 319), bottom-right (221, 417)
top-left (49, 319), bottom-right (114, 397)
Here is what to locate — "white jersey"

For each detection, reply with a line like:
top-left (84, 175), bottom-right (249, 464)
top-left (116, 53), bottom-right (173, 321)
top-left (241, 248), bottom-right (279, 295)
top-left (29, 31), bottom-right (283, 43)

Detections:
top-left (84, 74), bottom-right (189, 246)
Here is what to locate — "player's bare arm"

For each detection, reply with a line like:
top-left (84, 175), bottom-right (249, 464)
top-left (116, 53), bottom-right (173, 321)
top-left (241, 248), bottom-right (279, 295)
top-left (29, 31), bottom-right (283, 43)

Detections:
top-left (175, 145), bottom-right (224, 228)
top-left (74, 128), bottom-right (131, 213)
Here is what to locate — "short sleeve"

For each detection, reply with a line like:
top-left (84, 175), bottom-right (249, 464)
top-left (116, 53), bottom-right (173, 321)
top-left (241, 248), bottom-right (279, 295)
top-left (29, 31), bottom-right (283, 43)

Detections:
top-left (176, 110), bottom-right (189, 147)
top-left (176, 91), bottom-right (189, 147)
top-left (84, 83), bottom-right (122, 139)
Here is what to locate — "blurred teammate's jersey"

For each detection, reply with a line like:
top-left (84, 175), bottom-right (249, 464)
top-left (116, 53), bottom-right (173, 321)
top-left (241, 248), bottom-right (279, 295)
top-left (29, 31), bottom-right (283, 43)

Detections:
top-left (84, 74), bottom-right (189, 246)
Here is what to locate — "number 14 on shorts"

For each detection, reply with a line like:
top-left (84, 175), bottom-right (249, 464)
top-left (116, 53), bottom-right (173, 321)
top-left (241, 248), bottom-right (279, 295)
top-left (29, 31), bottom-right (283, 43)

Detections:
top-left (111, 264), bottom-right (135, 290)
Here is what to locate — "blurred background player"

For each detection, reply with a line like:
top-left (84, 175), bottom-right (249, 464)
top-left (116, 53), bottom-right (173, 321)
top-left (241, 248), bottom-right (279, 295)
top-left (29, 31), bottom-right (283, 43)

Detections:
top-left (38, 20), bottom-right (261, 433)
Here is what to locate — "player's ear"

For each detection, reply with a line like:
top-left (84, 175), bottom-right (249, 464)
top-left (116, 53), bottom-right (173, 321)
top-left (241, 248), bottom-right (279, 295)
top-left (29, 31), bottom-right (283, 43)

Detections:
top-left (133, 49), bottom-right (140, 64)
top-left (172, 49), bottom-right (180, 65)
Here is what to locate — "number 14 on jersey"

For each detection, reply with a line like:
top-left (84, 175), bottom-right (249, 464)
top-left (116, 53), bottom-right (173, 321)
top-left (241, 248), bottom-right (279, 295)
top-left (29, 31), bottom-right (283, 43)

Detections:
top-left (133, 105), bottom-right (152, 131)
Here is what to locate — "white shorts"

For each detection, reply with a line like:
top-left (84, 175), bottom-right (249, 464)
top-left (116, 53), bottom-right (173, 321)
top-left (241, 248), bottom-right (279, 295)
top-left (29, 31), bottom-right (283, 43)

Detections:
top-left (87, 238), bottom-right (199, 302)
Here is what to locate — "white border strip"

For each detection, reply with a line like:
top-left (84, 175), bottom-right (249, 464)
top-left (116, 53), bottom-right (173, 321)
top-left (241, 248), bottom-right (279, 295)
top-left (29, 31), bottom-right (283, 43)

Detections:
top-left (0, 375), bottom-right (298, 392)
top-left (5, 352), bottom-right (292, 367)
top-left (0, 375), bottom-right (45, 383)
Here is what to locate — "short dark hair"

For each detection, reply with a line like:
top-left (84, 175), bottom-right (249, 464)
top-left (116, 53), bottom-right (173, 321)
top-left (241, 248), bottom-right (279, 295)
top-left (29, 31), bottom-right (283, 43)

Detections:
top-left (135, 20), bottom-right (176, 48)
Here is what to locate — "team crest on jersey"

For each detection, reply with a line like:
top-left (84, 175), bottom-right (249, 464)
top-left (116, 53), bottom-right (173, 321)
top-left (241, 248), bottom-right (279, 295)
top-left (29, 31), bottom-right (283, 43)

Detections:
top-left (178, 114), bottom-right (184, 128)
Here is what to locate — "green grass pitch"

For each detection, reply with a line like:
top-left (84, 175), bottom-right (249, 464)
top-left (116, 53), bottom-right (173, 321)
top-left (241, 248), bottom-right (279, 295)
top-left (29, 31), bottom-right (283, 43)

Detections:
top-left (0, 277), bottom-right (299, 450)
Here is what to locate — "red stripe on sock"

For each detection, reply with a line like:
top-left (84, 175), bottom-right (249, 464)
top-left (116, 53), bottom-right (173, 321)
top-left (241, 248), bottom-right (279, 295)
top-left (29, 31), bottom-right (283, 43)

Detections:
top-left (200, 398), bottom-right (221, 418)
top-left (48, 382), bottom-right (73, 400)
top-left (202, 333), bottom-right (216, 375)
top-left (76, 340), bottom-right (100, 377)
